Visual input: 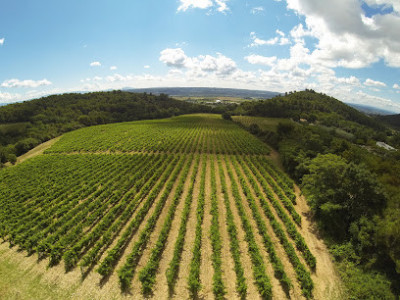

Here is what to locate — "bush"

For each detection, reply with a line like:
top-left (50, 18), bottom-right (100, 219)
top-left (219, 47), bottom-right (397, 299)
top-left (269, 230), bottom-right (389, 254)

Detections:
top-left (15, 138), bottom-right (40, 156)
top-left (222, 112), bottom-right (232, 121)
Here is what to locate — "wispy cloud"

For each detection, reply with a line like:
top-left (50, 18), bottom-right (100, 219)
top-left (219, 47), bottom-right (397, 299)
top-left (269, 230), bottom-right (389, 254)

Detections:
top-left (110, 66), bottom-right (117, 70)
top-left (251, 7), bottom-right (264, 14)
top-left (364, 78), bottom-right (387, 87)
top-left (249, 31), bottom-right (290, 47)
top-left (90, 61), bottom-right (101, 67)
top-left (1, 78), bottom-right (52, 88)
top-left (0, 38), bottom-right (4, 46)
top-left (177, 0), bottom-right (229, 13)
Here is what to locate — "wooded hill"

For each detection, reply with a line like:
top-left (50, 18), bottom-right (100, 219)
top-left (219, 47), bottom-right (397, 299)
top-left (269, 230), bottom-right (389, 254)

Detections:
top-left (0, 91), bottom-right (210, 165)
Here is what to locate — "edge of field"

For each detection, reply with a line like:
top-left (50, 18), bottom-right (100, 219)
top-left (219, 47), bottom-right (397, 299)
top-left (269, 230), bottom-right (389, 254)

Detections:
top-left (4, 136), bottom-right (62, 167)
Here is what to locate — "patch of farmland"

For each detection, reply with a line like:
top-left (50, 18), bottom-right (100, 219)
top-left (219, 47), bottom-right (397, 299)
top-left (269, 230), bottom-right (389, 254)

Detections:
top-left (46, 114), bottom-right (270, 155)
top-left (0, 114), bottom-right (342, 299)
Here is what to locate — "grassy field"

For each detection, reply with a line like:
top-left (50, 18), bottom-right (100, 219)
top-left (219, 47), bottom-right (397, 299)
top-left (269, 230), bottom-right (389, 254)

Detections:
top-left (0, 114), bottom-right (342, 299)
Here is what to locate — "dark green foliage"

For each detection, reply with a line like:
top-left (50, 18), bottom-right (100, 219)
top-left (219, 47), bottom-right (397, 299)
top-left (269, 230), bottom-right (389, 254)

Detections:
top-left (237, 90), bottom-right (385, 131)
top-left (222, 112), bottom-right (232, 120)
top-left (338, 261), bottom-right (396, 300)
top-left (302, 154), bottom-right (386, 240)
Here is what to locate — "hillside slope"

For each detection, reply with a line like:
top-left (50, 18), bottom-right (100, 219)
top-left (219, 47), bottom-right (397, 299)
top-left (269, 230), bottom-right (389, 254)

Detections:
top-left (0, 91), bottom-right (210, 165)
top-left (0, 114), bottom-right (341, 299)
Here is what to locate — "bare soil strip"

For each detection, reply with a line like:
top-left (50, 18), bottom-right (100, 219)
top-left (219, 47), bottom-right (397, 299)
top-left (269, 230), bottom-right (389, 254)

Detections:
top-left (5, 136), bottom-right (61, 166)
top-left (171, 155), bottom-right (203, 299)
top-left (199, 156), bottom-right (214, 298)
top-left (293, 186), bottom-right (344, 300)
top-left (214, 155), bottom-right (237, 299)
top-left (150, 156), bottom-right (198, 299)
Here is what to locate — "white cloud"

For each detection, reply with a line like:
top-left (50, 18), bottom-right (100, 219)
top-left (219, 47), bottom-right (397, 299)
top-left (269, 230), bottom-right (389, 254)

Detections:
top-left (364, 78), bottom-right (387, 87)
top-left (110, 66), bottom-right (117, 70)
top-left (251, 7), bottom-right (264, 14)
top-left (285, 0), bottom-right (400, 68)
top-left (0, 38), bottom-right (4, 46)
top-left (245, 55), bottom-right (277, 66)
top-left (159, 48), bottom-right (188, 68)
top-left (249, 31), bottom-right (290, 47)
top-left (177, 0), bottom-right (213, 11)
top-left (90, 61), bottom-right (101, 67)
top-left (93, 76), bottom-right (103, 81)
top-left (144, 65), bottom-right (150, 69)
top-left (160, 48), bottom-right (237, 77)
top-left (177, 0), bottom-right (229, 13)
top-left (1, 78), bottom-right (52, 88)
top-left (393, 83), bottom-right (400, 89)
top-left (215, 0), bottom-right (229, 12)
top-left (276, 30), bottom-right (285, 37)
top-left (106, 73), bottom-right (133, 83)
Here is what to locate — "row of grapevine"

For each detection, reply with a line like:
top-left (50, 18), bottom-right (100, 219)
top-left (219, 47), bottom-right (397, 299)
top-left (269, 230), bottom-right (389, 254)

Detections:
top-left (236, 156), bottom-right (314, 298)
top-left (217, 158), bottom-right (247, 298)
top-left (42, 154), bottom-right (170, 265)
top-left (45, 114), bottom-right (270, 155)
top-left (72, 156), bottom-right (180, 271)
top-left (230, 156), bottom-right (292, 294)
top-left (225, 160), bottom-right (273, 299)
top-left (117, 155), bottom-right (189, 290)
top-left (246, 157), bottom-right (317, 270)
top-left (165, 156), bottom-right (200, 292)
top-left (138, 155), bottom-right (195, 294)
top-left (187, 158), bottom-right (207, 296)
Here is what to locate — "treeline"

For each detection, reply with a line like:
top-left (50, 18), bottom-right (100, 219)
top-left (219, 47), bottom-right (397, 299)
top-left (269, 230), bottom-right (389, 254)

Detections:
top-left (379, 113), bottom-right (400, 131)
top-left (233, 90), bottom-right (400, 299)
top-left (0, 91), bottom-right (211, 165)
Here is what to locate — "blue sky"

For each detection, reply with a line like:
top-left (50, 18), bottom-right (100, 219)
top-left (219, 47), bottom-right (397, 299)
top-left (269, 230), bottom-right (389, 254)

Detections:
top-left (1, 0), bottom-right (400, 112)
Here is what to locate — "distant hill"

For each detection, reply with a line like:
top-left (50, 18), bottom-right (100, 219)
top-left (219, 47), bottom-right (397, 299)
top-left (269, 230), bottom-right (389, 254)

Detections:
top-left (0, 103), bottom-right (10, 107)
top-left (378, 114), bottom-right (400, 129)
top-left (124, 87), bottom-right (280, 99)
top-left (346, 103), bottom-right (395, 115)
top-left (237, 90), bottom-right (386, 132)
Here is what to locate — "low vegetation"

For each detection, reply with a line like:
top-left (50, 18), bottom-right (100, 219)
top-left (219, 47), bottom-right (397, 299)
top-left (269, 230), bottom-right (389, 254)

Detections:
top-left (0, 114), bottom-right (317, 299)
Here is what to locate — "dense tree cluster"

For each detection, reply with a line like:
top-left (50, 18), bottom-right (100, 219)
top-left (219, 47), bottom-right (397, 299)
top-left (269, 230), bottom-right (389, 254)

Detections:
top-left (235, 90), bottom-right (400, 298)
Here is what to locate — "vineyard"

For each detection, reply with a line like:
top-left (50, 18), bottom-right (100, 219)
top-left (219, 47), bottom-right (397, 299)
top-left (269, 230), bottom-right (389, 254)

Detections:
top-left (0, 114), bottom-right (340, 299)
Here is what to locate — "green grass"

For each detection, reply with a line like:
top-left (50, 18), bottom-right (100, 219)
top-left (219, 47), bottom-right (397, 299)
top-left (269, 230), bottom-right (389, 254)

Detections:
top-left (0, 249), bottom-right (77, 300)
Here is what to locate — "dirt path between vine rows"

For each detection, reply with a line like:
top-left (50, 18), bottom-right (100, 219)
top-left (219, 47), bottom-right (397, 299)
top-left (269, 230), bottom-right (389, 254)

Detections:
top-left (5, 136), bottom-right (61, 167)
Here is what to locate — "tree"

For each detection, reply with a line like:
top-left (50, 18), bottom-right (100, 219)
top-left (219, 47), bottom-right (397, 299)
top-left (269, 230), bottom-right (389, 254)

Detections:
top-left (221, 112), bottom-right (232, 121)
top-left (302, 154), bottom-right (386, 240)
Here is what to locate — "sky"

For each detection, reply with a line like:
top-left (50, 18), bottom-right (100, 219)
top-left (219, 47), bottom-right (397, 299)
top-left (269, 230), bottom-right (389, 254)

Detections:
top-left (1, 0), bottom-right (400, 112)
